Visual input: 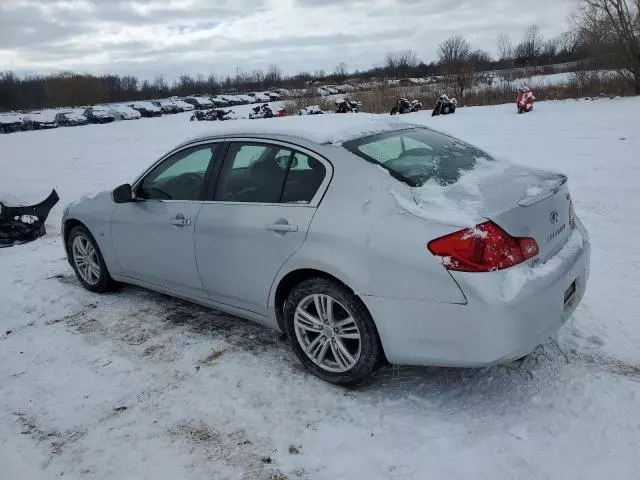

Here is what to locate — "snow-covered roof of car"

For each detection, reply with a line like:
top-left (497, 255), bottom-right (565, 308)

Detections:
top-left (185, 113), bottom-right (418, 145)
top-left (0, 113), bottom-right (23, 123)
top-left (28, 110), bottom-right (58, 121)
top-left (62, 111), bottom-right (86, 118)
top-left (131, 101), bottom-right (160, 109)
top-left (109, 104), bottom-right (136, 111)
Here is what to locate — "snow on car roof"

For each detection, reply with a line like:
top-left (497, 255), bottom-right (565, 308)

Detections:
top-left (110, 104), bottom-right (136, 111)
top-left (187, 113), bottom-right (418, 145)
top-left (0, 112), bottom-right (23, 123)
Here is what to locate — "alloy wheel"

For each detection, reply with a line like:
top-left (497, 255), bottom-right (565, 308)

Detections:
top-left (294, 294), bottom-right (362, 373)
top-left (72, 235), bottom-right (101, 286)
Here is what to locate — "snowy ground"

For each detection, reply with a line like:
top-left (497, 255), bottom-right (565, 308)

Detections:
top-left (1, 99), bottom-right (639, 480)
top-left (476, 70), bottom-right (617, 91)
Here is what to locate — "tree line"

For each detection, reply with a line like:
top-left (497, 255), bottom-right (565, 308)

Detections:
top-left (1, 0), bottom-right (638, 112)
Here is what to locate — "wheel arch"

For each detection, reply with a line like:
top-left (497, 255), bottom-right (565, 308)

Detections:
top-left (275, 269), bottom-right (357, 329)
top-left (63, 218), bottom-right (86, 246)
top-left (274, 267), bottom-right (389, 369)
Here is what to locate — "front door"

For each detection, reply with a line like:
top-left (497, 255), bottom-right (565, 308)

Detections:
top-left (111, 142), bottom-right (220, 298)
top-left (195, 141), bottom-right (330, 315)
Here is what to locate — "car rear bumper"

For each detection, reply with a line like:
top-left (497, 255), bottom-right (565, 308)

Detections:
top-left (363, 221), bottom-right (590, 367)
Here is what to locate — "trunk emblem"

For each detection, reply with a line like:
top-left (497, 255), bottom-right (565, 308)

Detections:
top-left (550, 210), bottom-right (559, 224)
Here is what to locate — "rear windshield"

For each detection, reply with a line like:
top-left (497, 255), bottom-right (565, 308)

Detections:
top-left (342, 127), bottom-right (493, 187)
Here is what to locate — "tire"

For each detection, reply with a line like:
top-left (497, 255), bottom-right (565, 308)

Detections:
top-left (66, 225), bottom-right (116, 293)
top-left (283, 278), bottom-right (383, 386)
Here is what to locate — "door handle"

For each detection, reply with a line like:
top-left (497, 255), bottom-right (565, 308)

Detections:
top-left (265, 221), bottom-right (298, 233)
top-left (170, 214), bottom-right (192, 227)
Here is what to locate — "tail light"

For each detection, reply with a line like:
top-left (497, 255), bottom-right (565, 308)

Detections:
top-left (427, 221), bottom-right (539, 272)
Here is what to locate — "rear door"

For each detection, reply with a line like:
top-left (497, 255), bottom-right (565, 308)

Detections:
top-left (195, 139), bottom-right (331, 316)
top-left (110, 142), bottom-right (221, 298)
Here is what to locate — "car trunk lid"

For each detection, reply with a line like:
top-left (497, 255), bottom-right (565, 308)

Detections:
top-left (411, 163), bottom-right (573, 264)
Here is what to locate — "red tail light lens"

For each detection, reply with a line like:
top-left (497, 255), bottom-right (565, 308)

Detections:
top-left (427, 221), bottom-right (539, 272)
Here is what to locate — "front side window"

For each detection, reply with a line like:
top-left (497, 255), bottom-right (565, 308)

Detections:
top-left (216, 143), bottom-right (326, 204)
top-left (138, 144), bottom-right (217, 201)
top-left (343, 127), bottom-right (493, 187)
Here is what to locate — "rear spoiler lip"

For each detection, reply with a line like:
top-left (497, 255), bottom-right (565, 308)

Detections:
top-left (517, 174), bottom-right (567, 207)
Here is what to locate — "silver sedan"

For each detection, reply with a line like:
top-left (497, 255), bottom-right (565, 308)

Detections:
top-left (62, 115), bottom-right (590, 385)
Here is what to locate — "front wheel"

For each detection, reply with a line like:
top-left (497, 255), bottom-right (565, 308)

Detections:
top-left (66, 225), bottom-right (116, 293)
top-left (283, 278), bottom-right (383, 386)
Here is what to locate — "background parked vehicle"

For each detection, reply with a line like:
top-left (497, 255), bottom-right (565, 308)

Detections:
top-left (129, 102), bottom-right (162, 118)
top-left (335, 98), bottom-right (361, 113)
top-left (237, 94), bottom-right (257, 104)
top-left (248, 92), bottom-right (271, 103)
top-left (108, 105), bottom-right (142, 120)
top-left (248, 103), bottom-right (284, 119)
top-left (211, 96), bottom-right (231, 108)
top-left (298, 105), bottom-right (325, 115)
top-left (218, 95), bottom-right (243, 106)
top-left (390, 98), bottom-right (423, 115)
top-left (170, 99), bottom-right (195, 112)
top-left (0, 113), bottom-right (24, 133)
top-left (432, 95), bottom-right (457, 116)
top-left (84, 107), bottom-right (116, 124)
top-left (152, 100), bottom-right (180, 114)
top-left (190, 108), bottom-right (235, 121)
top-left (183, 96), bottom-right (214, 110)
top-left (55, 111), bottom-right (88, 126)
top-left (24, 111), bottom-right (58, 129)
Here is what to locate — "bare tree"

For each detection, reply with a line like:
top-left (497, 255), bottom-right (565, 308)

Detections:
top-left (334, 62), bottom-right (348, 79)
top-left (438, 35), bottom-right (474, 99)
top-left (251, 69), bottom-right (265, 87)
top-left (514, 24), bottom-right (544, 62)
top-left (575, 0), bottom-right (640, 93)
top-left (542, 37), bottom-right (560, 58)
top-left (153, 75), bottom-right (168, 96)
top-left (438, 35), bottom-right (471, 64)
top-left (384, 50), bottom-right (419, 73)
top-left (265, 64), bottom-right (282, 86)
top-left (497, 33), bottom-right (513, 60)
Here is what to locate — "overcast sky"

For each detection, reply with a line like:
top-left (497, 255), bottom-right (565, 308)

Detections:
top-left (1, 0), bottom-right (573, 81)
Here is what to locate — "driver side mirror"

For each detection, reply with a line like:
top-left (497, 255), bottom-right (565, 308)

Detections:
top-left (112, 183), bottom-right (133, 203)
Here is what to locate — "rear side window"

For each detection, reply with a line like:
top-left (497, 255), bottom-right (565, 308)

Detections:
top-left (215, 142), bottom-right (326, 204)
top-left (281, 152), bottom-right (326, 204)
top-left (342, 127), bottom-right (492, 187)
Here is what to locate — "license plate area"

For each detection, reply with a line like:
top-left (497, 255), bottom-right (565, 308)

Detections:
top-left (564, 280), bottom-right (577, 307)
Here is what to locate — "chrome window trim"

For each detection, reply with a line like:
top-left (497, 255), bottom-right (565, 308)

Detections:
top-left (129, 136), bottom-right (333, 207)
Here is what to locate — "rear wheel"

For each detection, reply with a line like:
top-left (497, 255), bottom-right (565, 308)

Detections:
top-left (283, 278), bottom-right (383, 386)
top-left (66, 225), bottom-right (116, 293)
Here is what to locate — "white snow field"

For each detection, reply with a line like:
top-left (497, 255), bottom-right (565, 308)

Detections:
top-left (1, 100), bottom-right (639, 480)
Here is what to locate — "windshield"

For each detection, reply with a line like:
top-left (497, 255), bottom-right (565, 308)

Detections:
top-left (342, 127), bottom-right (494, 187)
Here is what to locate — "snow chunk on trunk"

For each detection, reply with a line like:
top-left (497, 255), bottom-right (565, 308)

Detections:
top-left (389, 158), bottom-right (512, 228)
